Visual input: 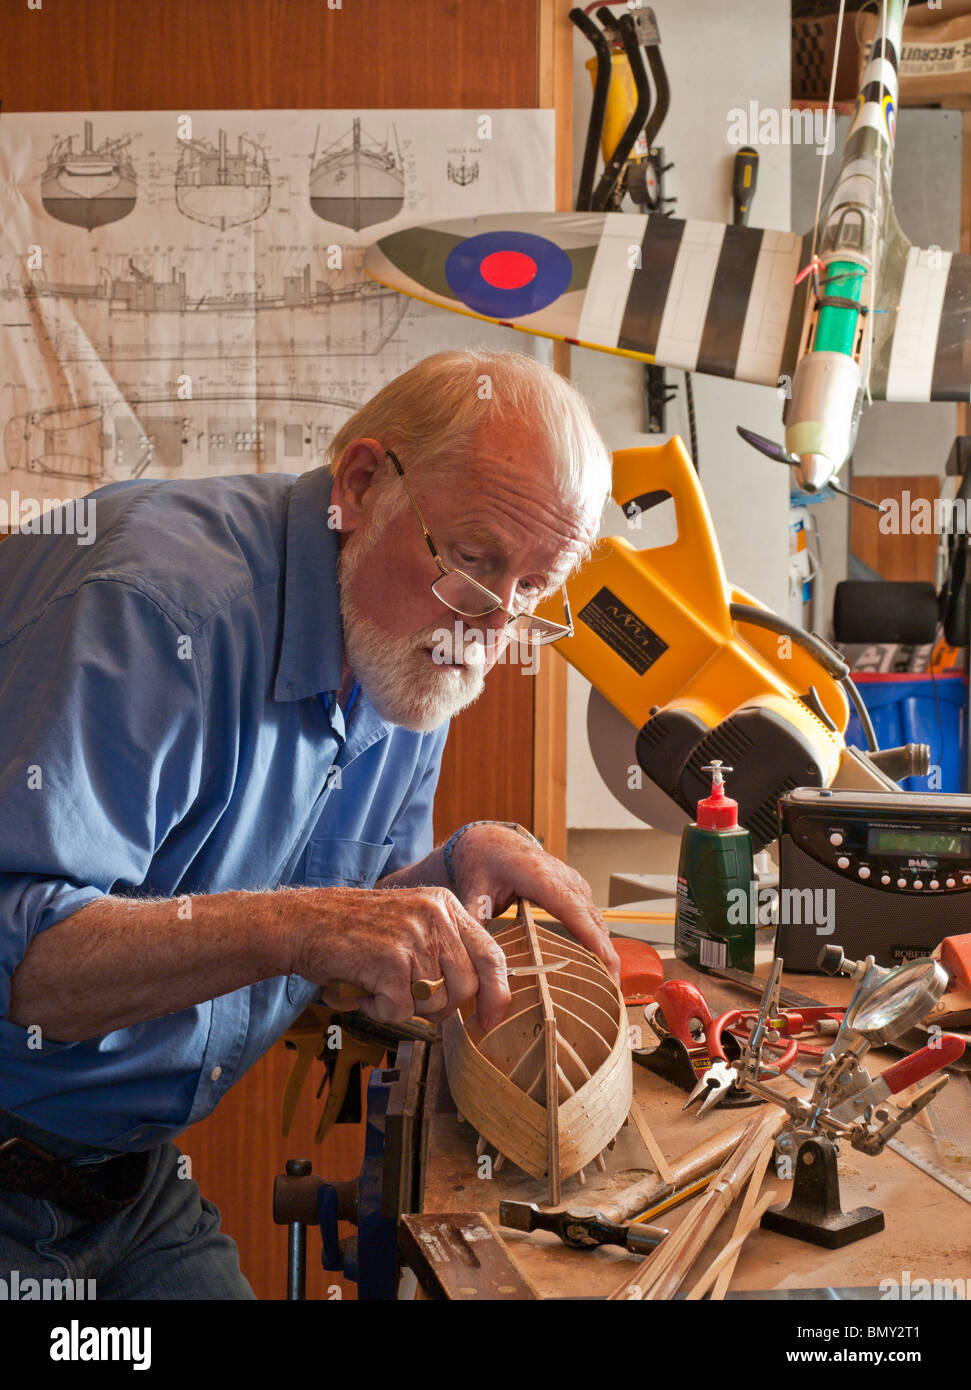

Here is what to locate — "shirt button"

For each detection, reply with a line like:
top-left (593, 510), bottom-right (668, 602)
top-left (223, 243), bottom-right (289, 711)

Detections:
top-left (210, 1066), bottom-right (222, 1082)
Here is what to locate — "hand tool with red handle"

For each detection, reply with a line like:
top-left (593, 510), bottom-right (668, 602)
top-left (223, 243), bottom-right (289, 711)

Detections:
top-left (831, 1034), bottom-right (966, 1124)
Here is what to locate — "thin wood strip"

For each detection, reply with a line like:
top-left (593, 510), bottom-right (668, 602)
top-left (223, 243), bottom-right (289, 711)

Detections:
top-left (475, 1001), bottom-right (544, 1053)
top-left (641, 1122), bottom-right (776, 1301)
top-left (597, 1115), bottom-right (755, 1224)
top-left (525, 1067), bottom-right (547, 1101)
top-left (599, 1077), bottom-right (805, 1228)
top-left (646, 1113), bottom-right (786, 1302)
top-left (517, 1053), bottom-right (547, 1100)
top-left (619, 1201), bottom-right (689, 1299)
top-left (533, 925), bottom-right (600, 959)
top-left (547, 986), bottom-right (618, 1038)
top-left (555, 1032), bottom-right (593, 1083)
top-left (710, 1136), bottom-right (777, 1301)
top-left (627, 1102), bottom-right (675, 1187)
top-left (506, 1033), bottom-right (544, 1087)
top-left (684, 1191), bottom-right (779, 1302)
top-left (495, 907), bottom-right (673, 924)
top-left (608, 1107), bottom-right (785, 1301)
top-left (555, 1063), bottom-right (577, 1099)
top-left (547, 998), bottom-right (611, 1060)
top-left (491, 926), bottom-right (528, 947)
top-left (523, 900), bottom-right (561, 1204)
top-left (544, 1017), bottom-right (561, 1204)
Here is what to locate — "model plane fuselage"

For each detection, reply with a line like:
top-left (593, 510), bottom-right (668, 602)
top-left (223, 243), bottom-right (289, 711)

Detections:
top-left (782, 0), bottom-right (902, 491)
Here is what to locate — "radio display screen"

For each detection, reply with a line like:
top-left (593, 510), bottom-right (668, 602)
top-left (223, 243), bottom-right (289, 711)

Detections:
top-left (868, 828), bottom-right (968, 857)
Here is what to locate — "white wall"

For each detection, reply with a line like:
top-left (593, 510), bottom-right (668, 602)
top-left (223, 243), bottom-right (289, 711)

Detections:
top-left (567, 0), bottom-right (792, 830)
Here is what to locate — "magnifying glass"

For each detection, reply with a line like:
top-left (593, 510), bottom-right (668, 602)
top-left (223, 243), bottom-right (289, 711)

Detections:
top-left (844, 957), bottom-right (950, 1043)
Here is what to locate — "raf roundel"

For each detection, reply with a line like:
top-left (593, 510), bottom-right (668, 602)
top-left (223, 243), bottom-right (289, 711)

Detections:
top-left (882, 93), bottom-right (896, 147)
top-left (444, 230), bottom-right (573, 318)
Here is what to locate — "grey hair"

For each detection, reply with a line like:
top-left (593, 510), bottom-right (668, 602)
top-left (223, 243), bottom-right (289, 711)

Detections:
top-left (326, 349), bottom-right (613, 536)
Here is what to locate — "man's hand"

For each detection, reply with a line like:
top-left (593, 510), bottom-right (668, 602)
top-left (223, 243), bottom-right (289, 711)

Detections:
top-left (450, 825), bottom-right (621, 980)
top-left (289, 885), bottom-right (511, 1029)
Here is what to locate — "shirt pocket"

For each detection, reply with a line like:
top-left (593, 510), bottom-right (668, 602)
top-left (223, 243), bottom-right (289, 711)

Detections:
top-left (303, 835), bottom-right (395, 889)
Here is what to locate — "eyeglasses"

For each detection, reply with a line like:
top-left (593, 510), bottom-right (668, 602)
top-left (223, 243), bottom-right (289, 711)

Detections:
top-left (384, 449), bottom-right (574, 647)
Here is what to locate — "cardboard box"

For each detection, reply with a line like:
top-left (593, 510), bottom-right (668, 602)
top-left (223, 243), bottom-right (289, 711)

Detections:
top-left (859, 2), bottom-right (971, 104)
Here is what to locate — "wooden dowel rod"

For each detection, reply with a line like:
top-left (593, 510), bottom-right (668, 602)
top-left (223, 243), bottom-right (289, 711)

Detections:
top-left (595, 1114), bottom-right (755, 1224)
top-left (710, 1137), bottom-right (778, 1301)
top-left (628, 1102), bottom-right (675, 1187)
top-left (609, 1107), bottom-right (786, 1301)
top-left (684, 1191), bottom-right (779, 1301)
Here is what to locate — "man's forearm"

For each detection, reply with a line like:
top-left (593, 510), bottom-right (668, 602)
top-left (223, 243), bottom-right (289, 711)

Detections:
top-left (7, 888), bottom-right (311, 1042)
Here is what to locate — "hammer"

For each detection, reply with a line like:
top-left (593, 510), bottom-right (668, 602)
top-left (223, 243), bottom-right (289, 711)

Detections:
top-left (499, 1202), bottom-right (668, 1255)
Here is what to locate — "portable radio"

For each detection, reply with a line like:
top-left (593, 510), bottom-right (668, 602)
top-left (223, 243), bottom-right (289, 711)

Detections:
top-left (776, 788), bottom-right (971, 970)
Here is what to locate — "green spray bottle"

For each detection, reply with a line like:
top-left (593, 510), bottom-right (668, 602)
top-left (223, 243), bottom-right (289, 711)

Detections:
top-left (674, 760), bottom-right (755, 975)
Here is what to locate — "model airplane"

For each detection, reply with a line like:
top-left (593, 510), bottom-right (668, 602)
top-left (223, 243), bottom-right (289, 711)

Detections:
top-left (364, 0), bottom-right (970, 501)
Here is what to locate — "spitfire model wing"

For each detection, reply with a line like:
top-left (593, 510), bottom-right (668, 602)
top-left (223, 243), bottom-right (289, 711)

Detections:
top-left (869, 226), bottom-right (971, 403)
top-left (364, 211), bottom-right (809, 388)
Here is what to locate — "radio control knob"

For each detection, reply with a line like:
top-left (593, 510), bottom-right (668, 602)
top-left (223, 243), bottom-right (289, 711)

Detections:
top-left (897, 877), bottom-right (908, 889)
top-left (963, 875), bottom-right (971, 886)
top-left (837, 856), bottom-right (850, 869)
top-left (880, 873), bottom-right (891, 885)
top-left (829, 832), bottom-right (844, 847)
top-left (913, 880), bottom-right (923, 890)
top-left (930, 880), bottom-right (940, 890)
top-left (857, 866), bottom-right (871, 880)
top-left (947, 878), bottom-right (957, 888)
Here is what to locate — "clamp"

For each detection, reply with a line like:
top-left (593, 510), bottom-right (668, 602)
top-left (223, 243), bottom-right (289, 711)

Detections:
top-left (684, 960), bottom-right (837, 1116)
top-left (280, 1002), bottom-right (386, 1142)
top-left (281, 1002), bottom-right (438, 1143)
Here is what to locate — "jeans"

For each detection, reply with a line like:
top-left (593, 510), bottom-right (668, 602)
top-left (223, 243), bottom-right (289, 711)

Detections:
top-left (0, 1108), bottom-right (255, 1300)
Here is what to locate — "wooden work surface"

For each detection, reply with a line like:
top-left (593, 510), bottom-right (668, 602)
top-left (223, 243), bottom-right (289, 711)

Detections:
top-left (421, 955), bottom-right (971, 1299)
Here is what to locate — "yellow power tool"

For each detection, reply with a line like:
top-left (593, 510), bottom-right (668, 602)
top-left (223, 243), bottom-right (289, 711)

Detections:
top-left (538, 439), bottom-right (915, 849)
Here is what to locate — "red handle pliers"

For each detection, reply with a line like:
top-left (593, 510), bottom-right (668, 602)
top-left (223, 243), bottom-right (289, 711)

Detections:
top-left (686, 1005), bottom-right (844, 1116)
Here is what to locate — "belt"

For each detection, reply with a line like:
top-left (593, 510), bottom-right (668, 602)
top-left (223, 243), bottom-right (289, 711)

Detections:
top-left (0, 1136), bottom-right (151, 1222)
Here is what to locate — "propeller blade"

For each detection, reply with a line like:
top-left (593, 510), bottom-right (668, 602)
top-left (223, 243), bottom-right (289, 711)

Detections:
top-left (826, 479), bottom-right (882, 511)
top-left (736, 424), bottom-right (796, 465)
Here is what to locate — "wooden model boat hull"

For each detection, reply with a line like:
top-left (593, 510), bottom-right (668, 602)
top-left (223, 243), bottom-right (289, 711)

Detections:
top-left (443, 902), bottom-right (632, 1198)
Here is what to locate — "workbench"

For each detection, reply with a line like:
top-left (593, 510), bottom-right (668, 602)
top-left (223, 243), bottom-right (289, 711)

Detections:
top-left (415, 951), bottom-right (971, 1300)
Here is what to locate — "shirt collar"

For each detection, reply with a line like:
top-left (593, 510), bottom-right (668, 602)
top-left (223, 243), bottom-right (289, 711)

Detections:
top-left (274, 467), bottom-right (346, 703)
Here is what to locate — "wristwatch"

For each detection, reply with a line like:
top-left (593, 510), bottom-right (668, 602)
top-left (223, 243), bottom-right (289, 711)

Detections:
top-left (442, 820), bottom-right (541, 891)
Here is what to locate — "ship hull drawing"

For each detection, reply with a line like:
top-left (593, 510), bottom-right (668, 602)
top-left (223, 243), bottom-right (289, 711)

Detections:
top-left (310, 118), bottom-right (404, 231)
top-left (447, 155), bottom-right (479, 187)
top-left (3, 393), bottom-right (358, 484)
top-left (176, 129), bottom-right (272, 230)
top-left (41, 121), bottom-right (137, 231)
top-left (16, 263), bottom-right (408, 362)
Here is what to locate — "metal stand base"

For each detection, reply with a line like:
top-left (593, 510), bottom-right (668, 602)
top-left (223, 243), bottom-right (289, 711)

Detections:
top-left (761, 1137), bottom-right (885, 1249)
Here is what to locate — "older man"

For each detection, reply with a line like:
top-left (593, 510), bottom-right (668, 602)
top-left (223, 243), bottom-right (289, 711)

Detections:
top-left (0, 350), bottom-right (614, 1298)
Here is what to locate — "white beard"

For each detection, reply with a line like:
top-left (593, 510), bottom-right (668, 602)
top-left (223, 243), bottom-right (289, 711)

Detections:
top-left (337, 530), bottom-right (489, 732)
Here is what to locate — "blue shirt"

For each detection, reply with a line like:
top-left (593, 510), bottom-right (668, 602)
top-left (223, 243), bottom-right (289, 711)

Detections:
top-left (0, 467), bottom-right (448, 1149)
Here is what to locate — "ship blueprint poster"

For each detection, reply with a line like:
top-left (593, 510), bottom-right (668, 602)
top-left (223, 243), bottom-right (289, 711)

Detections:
top-left (0, 110), bottom-right (555, 506)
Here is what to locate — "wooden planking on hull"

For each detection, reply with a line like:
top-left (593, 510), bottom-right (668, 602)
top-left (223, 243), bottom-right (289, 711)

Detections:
top-left (442, 899), bottom-right (632, 1204)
